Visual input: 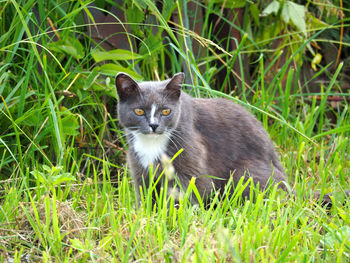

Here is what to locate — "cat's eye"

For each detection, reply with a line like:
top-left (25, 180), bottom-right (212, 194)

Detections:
top-left (161, 109), bottom-right (171, 116)
top-left (134, 108), bottom-right (145, 116)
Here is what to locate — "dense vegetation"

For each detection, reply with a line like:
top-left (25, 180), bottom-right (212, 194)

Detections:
top-left (0, 0), bottom-right (349, 261)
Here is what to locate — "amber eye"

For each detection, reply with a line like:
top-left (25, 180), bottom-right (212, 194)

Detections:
top-left (161, 109), bottom-right (171, 116)
top-left (134, 108), bottom-right (145, 116)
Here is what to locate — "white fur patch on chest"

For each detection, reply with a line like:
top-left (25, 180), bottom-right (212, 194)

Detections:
top-left (131, 132), bottom-right (169, 169)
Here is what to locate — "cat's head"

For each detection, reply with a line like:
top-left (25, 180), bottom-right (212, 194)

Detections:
top-left (115, 73), bottom-right (185, 135)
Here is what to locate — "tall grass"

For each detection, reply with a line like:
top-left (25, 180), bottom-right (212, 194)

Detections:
top-left (0, 0), bottom-right (349, 262)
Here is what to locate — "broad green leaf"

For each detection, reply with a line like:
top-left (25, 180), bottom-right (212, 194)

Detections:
top-left (60, 107), bottom-right (79, 136)
top-left (162, 0), bottom-right (176, 21)
top-left (139, 33), bottom-right (163, 56)
top-left (14, 101), bottom-right (41, 126)
top-left (61, 114), bottom-right (79, 136)
top-left (139, 33), bottom-right (164, 67)
top-left (126, 3), bottom-right (145, 37)
top-left (31, 170), bottom-right (48, 184)
top-left (91, 49), bottom-right (142, 62)
top-left (31, 165), bottom-right (75, 188)
top-left (261, 1), bottom-right (307, 37)
top-left (42, 164), bottom-right (52, 174)
top-left (48, 37), bottom-right (85, 60)
top-left (90, 78), bottom-right (118, 99)
top-left (99, 235), bottom-right (113, 249)
top-left (249, 4), bottom-right (260, 26)
top-left (50, 173), bottom-right (76, 185)
top-left (99, 64), bottom-right (143, 81)
top-left (261, 0), bottom-right (280, 16)
top-left (306, 13), bottom-right (329, 31)
top-left (283, 1), bottom-right (306, 37)
top-left (132, 0), bottom-right (148, 9)
top-left (83, 67), bottom-right (100, 90)
top-left (70, 238), bottom-right (86, 251)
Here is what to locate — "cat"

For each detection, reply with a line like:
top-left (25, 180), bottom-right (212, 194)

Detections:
top-left (115, 72), bottom-right (345, 206)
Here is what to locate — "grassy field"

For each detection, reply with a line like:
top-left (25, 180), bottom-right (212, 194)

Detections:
top-left (0, 1), bottom-right (350, 262)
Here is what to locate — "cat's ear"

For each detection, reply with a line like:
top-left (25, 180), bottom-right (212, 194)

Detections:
top-left (115, 73), bottom-right (140, 101)
top-left (164, 72), bottom-right (185, 99)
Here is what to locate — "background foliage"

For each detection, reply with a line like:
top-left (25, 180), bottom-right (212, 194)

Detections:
top-left (0, 0), bottom-right (349, 261)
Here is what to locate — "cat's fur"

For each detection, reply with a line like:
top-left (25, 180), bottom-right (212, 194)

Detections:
top-left (115, 72), bottom-right (289, 204)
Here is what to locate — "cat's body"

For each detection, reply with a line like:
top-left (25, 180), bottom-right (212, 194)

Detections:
top-left (116, 72), bottom-right (288, 204)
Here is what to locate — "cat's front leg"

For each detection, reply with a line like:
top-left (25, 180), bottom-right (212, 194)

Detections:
top-left (171, 172), bottom-right (215, 206)
top-left (127, 164), bottom-right (144, 206)
top-left (130, 162), bottom-right (173, 207)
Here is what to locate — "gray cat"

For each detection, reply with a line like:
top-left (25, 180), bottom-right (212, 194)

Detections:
top-left (115, 72), bottom-right (290, 205)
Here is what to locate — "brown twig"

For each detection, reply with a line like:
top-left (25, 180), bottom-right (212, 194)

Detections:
top-left (312, 95), bottom-right (350, 102)
top-left (79, 114), bottom-right (84, 148)
top-left (47, 17), bottom-right (60, 39)
top-left (334, 0), bottom-right (343, 70)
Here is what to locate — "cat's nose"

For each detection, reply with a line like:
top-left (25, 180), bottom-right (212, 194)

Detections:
top-left (149, 123), bottom-right (159, 132)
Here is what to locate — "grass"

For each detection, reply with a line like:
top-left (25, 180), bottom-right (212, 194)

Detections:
top-left (1, 0), bottom-right (350, 262)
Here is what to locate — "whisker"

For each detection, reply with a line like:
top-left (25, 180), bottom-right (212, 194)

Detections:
top-left (170, 130), bottom-right (185, 146)
top-left (165, 132), bottom-right (180, 151)
top-left (122, 130), bottom-right (140, 146)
